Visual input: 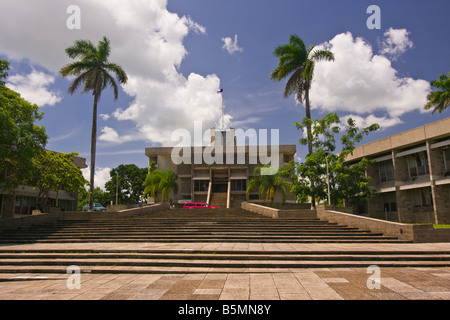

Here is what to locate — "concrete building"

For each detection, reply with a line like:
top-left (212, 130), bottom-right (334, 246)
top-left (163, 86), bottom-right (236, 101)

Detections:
top-left (145, 128), bottom-right (296, 208)
top-left (0, 153), bottom-right (87, 217)
top-left (345, 117), bottom-right (450, 224)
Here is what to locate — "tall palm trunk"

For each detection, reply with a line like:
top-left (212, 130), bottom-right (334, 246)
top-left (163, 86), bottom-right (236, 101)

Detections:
top-left (89, 93), bottom-right (99, 210)
top-left (304, 88), bottom-right (316, 209)
top-left (304, 88), bottom-right (313, 155)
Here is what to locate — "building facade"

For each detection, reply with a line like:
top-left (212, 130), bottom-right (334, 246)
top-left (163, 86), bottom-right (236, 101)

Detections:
top-left (0, 153), bottom-right (87, 217)
top-left (145, 128), bottom-right (296, 208)
top-left (345, 117), bottom-right (450, 224)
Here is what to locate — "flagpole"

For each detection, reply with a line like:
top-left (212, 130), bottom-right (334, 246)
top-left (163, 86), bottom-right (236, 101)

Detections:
top-left (217, 89), bottom-right (224, 131)
top-left (221, 92), bottom-right (224, 131)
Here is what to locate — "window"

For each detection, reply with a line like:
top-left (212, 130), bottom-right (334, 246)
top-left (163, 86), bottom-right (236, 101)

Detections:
top-left (379, 160), bottom-right (394, 182)
top-left (382, 192), bottom-right (397, 213)
top-left (231, 179), bottom-right (247, 191)
top-left (194, 180), bottom-right (209, 192)
top-left (444, 149), bottom-right (450, 174)
top-left (408, 152), bottom-right (429, 177)
top-left (412, 188), bottom-right (432, 207)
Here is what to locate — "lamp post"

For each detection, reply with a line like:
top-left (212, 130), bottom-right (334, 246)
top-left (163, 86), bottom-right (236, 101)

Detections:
top-left (324, 149), bottom-right (331, 206)
top-left (116, 171), bottom-right (118, 206)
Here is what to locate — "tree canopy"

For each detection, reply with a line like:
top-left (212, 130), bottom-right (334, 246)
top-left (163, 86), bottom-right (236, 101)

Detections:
top-left (144, 168), bottom-right (179, 203)
top-left (425, 72), bottom-right (450, 114)
top-left (105, 164), bottom-right (148, 204)
top-left (0, 60), bottom-right (48, 191)
top-left (246, 165), bottom-right (291, 203)
top-left (290, 113), bottom-right (379, 207)
top-left (30, 151), bottom-right (88, 210)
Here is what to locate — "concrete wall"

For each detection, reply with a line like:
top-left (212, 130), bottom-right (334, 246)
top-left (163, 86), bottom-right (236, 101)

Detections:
top-left (0, 211), bottom-right (59, 232)
top-left (57, 203), bottom-right (169, 220)
top-left (241, 202), bottom-right (317, 219)
top-left (316, 206), bottom-right (450, 243)
top-left (0, 203), bottom-right (169, 231)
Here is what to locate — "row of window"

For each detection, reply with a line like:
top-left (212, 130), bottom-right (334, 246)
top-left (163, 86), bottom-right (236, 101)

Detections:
top-left (382, 188), bottom-right (433, 213)
top-left (193, 179), bottom-right (247, 192)
top-left (378, 149), bottom-right (450, 182)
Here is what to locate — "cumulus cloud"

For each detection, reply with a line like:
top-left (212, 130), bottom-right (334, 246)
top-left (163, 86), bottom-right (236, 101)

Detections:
top-left (100, 114), bottom-right (110, 121)
top-left (310, 31), bottom-right (430, 129)
top-left (6, 70), bottom-right (62, 106)
top-left (0, 0), bottom-right (227, 146)
top-left (379, 28), bottom-right (414, 61)
top-left (81, 166), bottom-right (111, 191)
top-left (222, 34), bottom-right (243, 54)
top-left (99, 126), bottom-right (120, 143)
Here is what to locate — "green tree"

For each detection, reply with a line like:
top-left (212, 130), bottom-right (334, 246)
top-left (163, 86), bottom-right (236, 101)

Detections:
top-left (246, 165), bottom-right (291, 203)
top-left (425, 72), bottom-right (450, 114)
top-left (59, 36), bottom-right (128, 211)
top-left (0, 61), bottom-right (48, 194)
top-left (0, 60), bottom-right (10, 85)
top-left (30, 151), bottom-right (88, 211)
top-left (270, 34), bottom-right (334, 156)
top-left (291, 113), bottom-right (379, 207)
top-left (143, 168), bottom-right (179, 203)
top-left (78, 187), bottom-right (112, 211)
top-left (105, 164), bottom-right (148, 204)
top-left (158, 168), bottom-right (179, 203)
top-left (144, 169), bottom-right (164, 203)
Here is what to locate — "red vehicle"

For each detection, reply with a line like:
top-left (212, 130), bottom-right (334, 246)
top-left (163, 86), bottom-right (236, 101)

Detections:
top-left (183, 202), bottom-right (218, 209)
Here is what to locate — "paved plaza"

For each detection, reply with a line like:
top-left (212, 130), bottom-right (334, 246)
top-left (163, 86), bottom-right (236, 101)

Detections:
top-left (0, 242), bottom-right (449, 301)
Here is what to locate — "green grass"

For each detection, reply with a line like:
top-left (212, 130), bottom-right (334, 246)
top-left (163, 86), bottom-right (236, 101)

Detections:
top-left (433, 224), bottom-right (450, 229)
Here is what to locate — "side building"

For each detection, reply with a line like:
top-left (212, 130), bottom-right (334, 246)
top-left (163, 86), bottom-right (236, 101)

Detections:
top-left (0, 153), bottom-right (87, 217)
top-left (345, 117), bottom-right (450, 224)
top-left (145, 128), bottom-right (297, 208)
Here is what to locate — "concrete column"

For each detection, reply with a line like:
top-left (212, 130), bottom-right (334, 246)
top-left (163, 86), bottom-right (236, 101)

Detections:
top-left (227, 167), bottom-right (231, 209)
top-left (426, 140), bottom-right (439, 224)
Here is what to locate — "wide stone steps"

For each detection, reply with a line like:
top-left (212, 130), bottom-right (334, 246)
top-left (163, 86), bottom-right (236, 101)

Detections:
top-left (0, 249), bottom-right (449, 274)
top-left (0, 209), bottom-right (399, 243)
top-left (0, 208), bottom-right (409, 243)
top-left (0, 207), bottom-right (448, 273)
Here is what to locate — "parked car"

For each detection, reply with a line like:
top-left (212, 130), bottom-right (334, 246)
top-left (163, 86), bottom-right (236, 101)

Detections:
top-left (183, 202), bottom-right (218, 209)
top-left (82, 203), bottom-right (107, 212)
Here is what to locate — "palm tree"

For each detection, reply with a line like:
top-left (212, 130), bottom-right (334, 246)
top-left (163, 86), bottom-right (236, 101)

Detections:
top-left (270, 34), bottom-right (334, 156)
top-left (59, 36), bottom-right (128, 210)
top-left (144, 169), bottom-right (164, 203)
top-left (143, 168), bottom-right (178, 203)
top-left (246, 166), bottom-right (290, 203)
top-left (425, 72), bottom-right (450, 114)
top-left (158, 168), bottom-right (179, 202)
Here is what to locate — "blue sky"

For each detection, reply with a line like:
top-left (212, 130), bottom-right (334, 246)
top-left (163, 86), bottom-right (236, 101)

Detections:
top-left (0, 0), bottom-right (449, 188)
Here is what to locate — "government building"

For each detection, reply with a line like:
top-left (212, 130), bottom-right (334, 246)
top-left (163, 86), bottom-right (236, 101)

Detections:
top-left (145, 128), bottom-right (297, 208)
top-left (345, 117), bottom-right (450, 224)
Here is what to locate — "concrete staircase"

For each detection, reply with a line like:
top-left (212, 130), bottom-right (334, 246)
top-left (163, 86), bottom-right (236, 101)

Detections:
top-left (0, 207), bottom-right (449, 274)
top-left (0, 208), bottom-right (406, 244)
top-left (209, 193), bottom-right (227, 208)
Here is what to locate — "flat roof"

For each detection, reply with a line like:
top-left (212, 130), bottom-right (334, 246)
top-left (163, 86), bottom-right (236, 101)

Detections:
top-left (345, 117), bottom-right (450, 162)
top-left (145, 144), bottom-right (297, 157)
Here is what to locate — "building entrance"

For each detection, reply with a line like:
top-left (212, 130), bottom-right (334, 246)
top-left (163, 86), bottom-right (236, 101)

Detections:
top-left (212, 170), bottom-right (228, 193)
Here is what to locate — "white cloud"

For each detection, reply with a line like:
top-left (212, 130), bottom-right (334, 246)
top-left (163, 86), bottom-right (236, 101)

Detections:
top-left (99, 126), bottom-right (120, 143)
top-left (100, 114), bottom-right (110, 121)
top-left (222, 34), bottom-right (243, 54)
top-left (340, 114), bottom-right (402, 130)
top-left (0, 0), bottom-right (227, 146)
top-left (379, 28), bottom-right (414, 61)
top-left (81, 166), bottom-right (111, 191)
top-left (6, 70), bottom-right (62, 106)
top-left (310, 31), bottom-right (430, 128)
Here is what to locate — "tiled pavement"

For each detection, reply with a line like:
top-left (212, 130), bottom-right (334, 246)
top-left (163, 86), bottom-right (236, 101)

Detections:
top-left (0, 242), bottom-right (449, 301)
